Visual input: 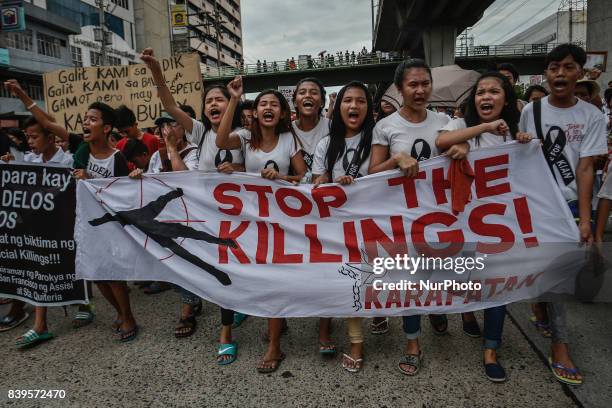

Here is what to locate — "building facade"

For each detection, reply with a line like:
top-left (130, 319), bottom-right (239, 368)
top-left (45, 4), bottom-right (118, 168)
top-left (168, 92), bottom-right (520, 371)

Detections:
top-left (0, 1), bottom-right (80, 117)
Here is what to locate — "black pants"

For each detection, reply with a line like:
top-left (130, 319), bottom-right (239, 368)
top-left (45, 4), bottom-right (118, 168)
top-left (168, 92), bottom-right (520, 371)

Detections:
top-left (221, 307), bottom-right (234, 326)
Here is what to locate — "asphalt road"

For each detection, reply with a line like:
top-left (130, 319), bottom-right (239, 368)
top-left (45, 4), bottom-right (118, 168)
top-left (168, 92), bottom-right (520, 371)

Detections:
top-left (0, 287), bottom-right (578, 408)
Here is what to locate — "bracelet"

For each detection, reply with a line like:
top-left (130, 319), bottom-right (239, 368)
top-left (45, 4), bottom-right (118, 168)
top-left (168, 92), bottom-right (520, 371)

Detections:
top-left (26, 102), bottom-right (37, 110)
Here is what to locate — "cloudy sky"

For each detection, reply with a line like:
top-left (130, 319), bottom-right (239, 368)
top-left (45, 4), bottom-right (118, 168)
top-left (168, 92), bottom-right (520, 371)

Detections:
top-left (241, 0), bottom-right (563, 62)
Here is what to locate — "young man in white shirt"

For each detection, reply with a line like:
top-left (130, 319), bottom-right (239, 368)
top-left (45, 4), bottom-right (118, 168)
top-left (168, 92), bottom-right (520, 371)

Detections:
top-left (519, 43), bottom-right (608, 386)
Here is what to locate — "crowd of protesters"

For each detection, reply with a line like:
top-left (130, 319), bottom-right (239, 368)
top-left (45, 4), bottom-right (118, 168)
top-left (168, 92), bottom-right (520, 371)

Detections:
top-left (0, 43), bottom-right (611, 385)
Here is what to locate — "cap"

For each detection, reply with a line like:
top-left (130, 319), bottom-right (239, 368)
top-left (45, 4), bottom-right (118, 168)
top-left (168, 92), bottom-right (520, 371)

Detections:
top-left (154, 111), bottom-right (176, 127)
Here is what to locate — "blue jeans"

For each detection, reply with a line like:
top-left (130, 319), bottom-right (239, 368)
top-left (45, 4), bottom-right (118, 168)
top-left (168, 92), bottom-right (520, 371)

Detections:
top-left (483, 305), bottom-right (506, 350)
top-left (402, 306), bottom-right (506, 349)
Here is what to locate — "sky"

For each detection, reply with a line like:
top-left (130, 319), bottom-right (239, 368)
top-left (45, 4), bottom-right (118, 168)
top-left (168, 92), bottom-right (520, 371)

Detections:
top-left (241, 0), bottom-right (564, 62)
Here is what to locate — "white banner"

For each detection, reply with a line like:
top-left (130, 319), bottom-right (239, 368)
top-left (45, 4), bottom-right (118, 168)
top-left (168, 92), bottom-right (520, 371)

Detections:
top-left (75, 142), bottom-right (585, 317)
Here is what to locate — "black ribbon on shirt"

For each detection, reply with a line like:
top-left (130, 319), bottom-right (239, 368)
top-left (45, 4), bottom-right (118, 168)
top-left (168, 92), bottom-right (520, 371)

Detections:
top-left (410, 139), bottom-right (432, 162)
top-left (264, 160), bottom-right (280, 172)
top-left (215, 149), bottom-right (233, 166)
top-left (542, 126), bottom-right (575, 186)
top-left (343, 148), bottom-right (364, 178)
top-left (303, 152), bottom-right (314, 170)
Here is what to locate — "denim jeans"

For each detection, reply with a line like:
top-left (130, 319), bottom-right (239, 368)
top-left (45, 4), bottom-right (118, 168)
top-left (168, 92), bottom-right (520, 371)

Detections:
top-left (402, 315), bottom-right (421, 339)
top-left (483, 305), bottom-right (506, 350)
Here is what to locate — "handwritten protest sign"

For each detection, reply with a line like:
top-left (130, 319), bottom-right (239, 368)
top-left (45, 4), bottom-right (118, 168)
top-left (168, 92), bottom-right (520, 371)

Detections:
top-left (43, 53), bottom-right (203, 133)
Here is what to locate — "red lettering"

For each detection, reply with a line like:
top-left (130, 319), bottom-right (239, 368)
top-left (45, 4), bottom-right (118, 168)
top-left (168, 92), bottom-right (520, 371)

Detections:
top-left (474, 154), bottom-right (511, 198)
top-left (255, 221), bottom-right (268, 264)
top-left (468, 203), bottom-right (514, 254)
top-left (305, 224), bottom-right (342, 262)
top-left (484, 277), bottom-right (505, 298)
top-left (432, 167), bottom-right (451, 205)
top-left (343, 221), bottom-right (361, 263)
top-left (361, 216), bottom-right (408, 259)
top-left (271, 223), bottom-right (303, 263)
top-left (385, 290), bottom-right (402, 308)
top-left (411, 212), bottom-right (464, 257)
top-left (245, 184), bottom-right (273, 217)
top-left (275, 188), bottom-right (312, 217)
top-left (312, 186), bottom-right (347, 218)
top-left (387, 172), bottom-right (426, 209)
top-left (423, 290), bottom-right (443, 306)
top-left (213, 183), bottom-right (243, 216)
top-left (364, 285), bottom-right (382, 309)
top-left (403, 289), bottom-right (423, 307)
top-left (218, 221), bottom-right (250, 263)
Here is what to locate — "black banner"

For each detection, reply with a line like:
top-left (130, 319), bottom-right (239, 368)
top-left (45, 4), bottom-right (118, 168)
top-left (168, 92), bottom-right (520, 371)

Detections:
top-left (0, 163), bottom-right (87, 305)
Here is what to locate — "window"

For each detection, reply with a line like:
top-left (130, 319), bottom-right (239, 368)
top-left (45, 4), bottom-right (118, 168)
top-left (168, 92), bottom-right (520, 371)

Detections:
top-left (90, 51), bottom-right (102, 66)
top-left (111, 0), bottom-right (129, 9)
top-left (28, 83), bottom-right (44, 101)
top-left (37, 32), bottom-right (62, 58)
top-left (71, 46), bottom-right (83, 67)
top-left (6, 29), bottom-right (33, 51)
top-left (107, 55), bottom-right (121, 66)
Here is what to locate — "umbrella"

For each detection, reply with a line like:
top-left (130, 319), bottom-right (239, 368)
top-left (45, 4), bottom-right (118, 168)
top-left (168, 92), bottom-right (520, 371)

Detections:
top-left (381, 83), bottom-right (402, 111)
top-left (429, 65), bottom-right (480, 108)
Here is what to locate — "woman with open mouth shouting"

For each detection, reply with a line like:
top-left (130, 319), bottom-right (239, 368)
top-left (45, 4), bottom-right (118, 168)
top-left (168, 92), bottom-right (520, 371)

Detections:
top-left (311, 81), bottom-right (375, 372)
top-left (217, 75), bottom-right (307, 374)
top-left (436, 71), bottom-right (532, 383)
top-left (291, 77), bottom-right (330, 181)
top-left (141, 48), bottom-right (246, 365)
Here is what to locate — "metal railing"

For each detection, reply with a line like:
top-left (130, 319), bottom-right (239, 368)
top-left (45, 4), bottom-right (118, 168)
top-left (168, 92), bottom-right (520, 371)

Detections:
top-left (455, 42), bottom-right (585, 58)
top-left (204, 42), bottom-right (586, 79)
top-left (203, 53), bottom-right (406, 78)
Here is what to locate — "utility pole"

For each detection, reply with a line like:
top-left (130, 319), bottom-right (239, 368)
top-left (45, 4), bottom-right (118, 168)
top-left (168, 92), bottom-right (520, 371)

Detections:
top-left (192, 1), bottom-right (229, 72)
top-left (94, 0), bottom-right (115, 65)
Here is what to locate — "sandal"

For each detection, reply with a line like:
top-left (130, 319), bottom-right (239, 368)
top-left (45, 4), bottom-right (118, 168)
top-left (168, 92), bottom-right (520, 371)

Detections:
top-left (319, 340), bottom-right (337, 356)
top-left (111, 319), bottom-right (122, 333)
top-left (370, 317), bottom-right (389, 335)
top-left (398, 351), bottom-right (423, 376)
top-left (72, 305), bottom-right (94, 329)
top-left (342, 353), bottom-right (363, 373)
top-left (233, 312), bottom-right (248, 328)
top-left (548, 357), bottom-right (583, 386)
top-left (143, 282), bottom-right (171, 295)
top-left (116, 325), bottom-right (139, 342)
top-left (0, 312), bottom-right (30, 332)
top-left (217, 342), bottom-right (237, 365)
top-left (192, 302), bottom-right (203, 317)
top-left (257, 352), bottom-right (286, 374)
top-left (529, 316), bottom-right (552, 338)
top-left (16, 329), bottom-right (54, 349)
top-left (429, 314), bottom-right (448, 335)
top-left (175, 315), bottom-right (197, 338)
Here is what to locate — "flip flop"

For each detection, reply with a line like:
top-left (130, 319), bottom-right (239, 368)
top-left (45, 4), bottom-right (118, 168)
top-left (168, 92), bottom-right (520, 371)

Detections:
top-left (548, 357), bottom-right (583, 386)
top-left (257, 352), bottom-right (286, 374)
top-left (233, 312), bottom-right (248, 328)
top-left (117, 325), bottom-right (139, 342)
top-left (0, 312), bottom-right (30, 332)
top-left (175, 315), bottom-right (197, 338)
top-left (217, 342), bottom-right (237, 365)
top-left (342, 353), bottom-right (364, 373)
top-left (398, 351), bottom-right (423, 376)
top-left (319, 341), bottom-right (337, 356)
top-left (72, 307), bottom-right (95, 329)
top-left (16, 329), bottom-right (54, 349)
top-left (529, 316), bottom-right (552, 338)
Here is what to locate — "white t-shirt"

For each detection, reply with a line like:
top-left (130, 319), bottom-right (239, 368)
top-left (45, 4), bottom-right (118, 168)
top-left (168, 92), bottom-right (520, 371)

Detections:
top-left (23, 148), bottom-right (73, 166)
top-left (147, 143), bottom-right (198, 173)
top-left (10, 146), bottom-right (25, 162)
top-left (312, 133), bottom-right (370, 179)
top-left (372, 110), bottom-right (450, 161)
top-left (440, 118), bottom-right (511, 150)
top-left (598, 172), bottom-right (612, 200)
top-left (87, 150), bottom-right (128, 179)
top-left (292, 117), bottom-right (330, 168)
top-left (186, 119), bottom-right (243, 171)
top-left (519, 96), bottom-right (608, 201)
top-left (235, 128), bottom-right (300, 176)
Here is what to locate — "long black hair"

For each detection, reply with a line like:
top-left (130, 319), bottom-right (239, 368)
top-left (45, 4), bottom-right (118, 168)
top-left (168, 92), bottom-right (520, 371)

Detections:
top-left (250, 89), bottom-right (302, 151)
top-left (326, 81), bottom-right (375, 176)
top-left (464, 71), bottom-right (520, 144)
top-left (202, 83), bottom-right (241, 131)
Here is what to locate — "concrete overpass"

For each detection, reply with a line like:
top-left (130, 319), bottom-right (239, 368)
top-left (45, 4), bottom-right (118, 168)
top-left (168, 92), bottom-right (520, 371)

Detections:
top-left (373, 0), bottom-right (495, 67)
top-left (202, 44), bottom-right (556, 91)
